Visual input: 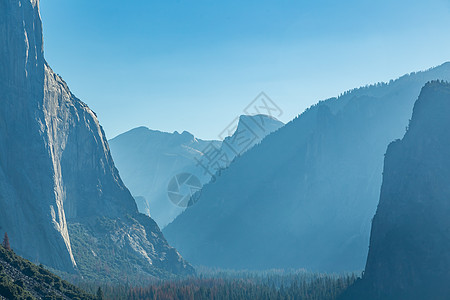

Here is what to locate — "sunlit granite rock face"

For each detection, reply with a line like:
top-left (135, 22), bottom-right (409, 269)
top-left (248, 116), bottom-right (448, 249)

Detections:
top-left (0, 0), bottom-right (193, 277)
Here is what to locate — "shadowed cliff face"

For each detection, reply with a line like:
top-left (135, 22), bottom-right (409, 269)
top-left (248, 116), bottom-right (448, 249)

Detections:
top-left (164, 63), bottom-right (450, 272)
top-left (0, 0), bottom-right (193, 277)
top-left (342, 81), bottom-right (450, 300)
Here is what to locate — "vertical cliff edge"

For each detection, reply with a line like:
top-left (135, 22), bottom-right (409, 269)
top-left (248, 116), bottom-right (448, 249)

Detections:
top-left (0, 0), bottom-right (193, 279)
top-left (342, 81), bottom-right (450, 299)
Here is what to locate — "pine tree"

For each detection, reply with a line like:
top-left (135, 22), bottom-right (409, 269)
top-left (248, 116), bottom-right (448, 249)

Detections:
top-left (96, 287), bottom-right (104, 300)
top-left (2, 232), bottom-right (10, 250)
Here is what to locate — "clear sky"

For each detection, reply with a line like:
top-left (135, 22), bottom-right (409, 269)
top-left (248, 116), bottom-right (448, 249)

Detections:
top-left (39, 0), bottom-right (450, 140)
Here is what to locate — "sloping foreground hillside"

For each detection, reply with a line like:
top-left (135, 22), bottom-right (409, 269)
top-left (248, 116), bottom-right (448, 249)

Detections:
top-left (0, 245), bottom-right (94, 300)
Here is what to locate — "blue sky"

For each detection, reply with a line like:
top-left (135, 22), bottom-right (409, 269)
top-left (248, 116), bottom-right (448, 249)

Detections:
top-left (40, 0), bottom-right (450, 140)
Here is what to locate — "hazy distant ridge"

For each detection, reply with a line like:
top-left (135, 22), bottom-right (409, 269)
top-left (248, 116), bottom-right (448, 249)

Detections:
top-left (164, 62), bottom-right (450, 272)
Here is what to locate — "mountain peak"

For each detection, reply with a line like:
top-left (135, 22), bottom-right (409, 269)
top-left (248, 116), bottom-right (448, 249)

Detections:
top-left (407, 80), bottom-right (450, 134)
top-left (238, 114), bottom-right (282, 124)
top-left (177, 130), bottom-right (195, 139)
top-left (232, 114), bottom-right (284, 138)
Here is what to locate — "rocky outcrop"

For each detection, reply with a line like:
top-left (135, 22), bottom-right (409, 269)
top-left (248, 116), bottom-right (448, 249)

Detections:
top-left (342, 81), bottom-right (450, 300)
top-left (0, 0), bottom-right (193, 278)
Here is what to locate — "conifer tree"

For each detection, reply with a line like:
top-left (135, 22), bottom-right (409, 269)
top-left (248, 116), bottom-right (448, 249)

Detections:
top-left (2, 232), bottom-right (10, 250)
top-left (96, 287), bottom-right (104, 300)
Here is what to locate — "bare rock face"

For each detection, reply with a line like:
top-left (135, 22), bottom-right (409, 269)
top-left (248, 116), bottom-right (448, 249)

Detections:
top-left (0, 0), bottom-right (76, 272)
top-left (0, 0), bottom-right (193, 278)
top-left (342, 81), bottom-right (450, 299)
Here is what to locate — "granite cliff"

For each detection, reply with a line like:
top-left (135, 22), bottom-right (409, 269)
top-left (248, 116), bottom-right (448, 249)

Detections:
top-left (0, 0), bottom-right (192, 279)
top-left (342, 81), bottom-right (450, 299)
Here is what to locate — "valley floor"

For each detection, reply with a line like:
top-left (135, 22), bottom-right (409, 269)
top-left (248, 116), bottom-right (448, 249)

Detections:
top-left (75, 270), bottom-right (357, 300)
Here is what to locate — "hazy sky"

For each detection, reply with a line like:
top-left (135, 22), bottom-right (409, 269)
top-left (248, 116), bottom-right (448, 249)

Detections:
top-left (40, 0), bottom-right (450, 140)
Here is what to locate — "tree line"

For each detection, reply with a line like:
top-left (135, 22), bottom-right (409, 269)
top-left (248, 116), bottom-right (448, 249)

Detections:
top-left (79, 273), bottom-right (357, 300)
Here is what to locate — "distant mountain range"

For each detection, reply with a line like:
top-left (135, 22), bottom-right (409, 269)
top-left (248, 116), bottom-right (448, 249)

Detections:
top-left (163, 62), bottom-right (450, 272)
top-left (342, 81), bottom-right (450, 300)
top-left (0, 0), bottom-right (192, 280)
top-left (109, 115), bottom-right (284, 228)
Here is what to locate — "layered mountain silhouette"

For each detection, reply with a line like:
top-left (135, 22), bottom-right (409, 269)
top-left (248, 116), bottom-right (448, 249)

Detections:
top-left (341, 81), bottom-right (450, 300)
top-left (0, 0), bottom-right (192, 279)
top-left (109, 115), bottom-right (283, 228)
top-left (164, 63), bottom-right (450, 271)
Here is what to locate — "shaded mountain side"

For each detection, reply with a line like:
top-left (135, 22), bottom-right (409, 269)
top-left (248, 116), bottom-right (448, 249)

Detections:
top-left (220, 114), bottom-right (284, 164)
top-left (0, 0), bottom-right (193, 279)
top-left (109, 128), bottom-right (221, 229)
top-left (0, 245), bottom-right (94, 300)
top-left (109, 115), bottom-right (283, 228)
top-left (164, 62), bottom-right (450, 272)
top-left (341, 81), bottom-right (450, 300)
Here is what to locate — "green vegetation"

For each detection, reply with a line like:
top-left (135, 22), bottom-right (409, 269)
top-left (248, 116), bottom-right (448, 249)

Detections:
top-left (0, 271), bottom-right (34, 300)
top-left (77, 272), bottom-right (357, 300)
top-left (0, 230), bottom-right (356, 300)
top-left (0, 244), bottom-right (94, 300)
